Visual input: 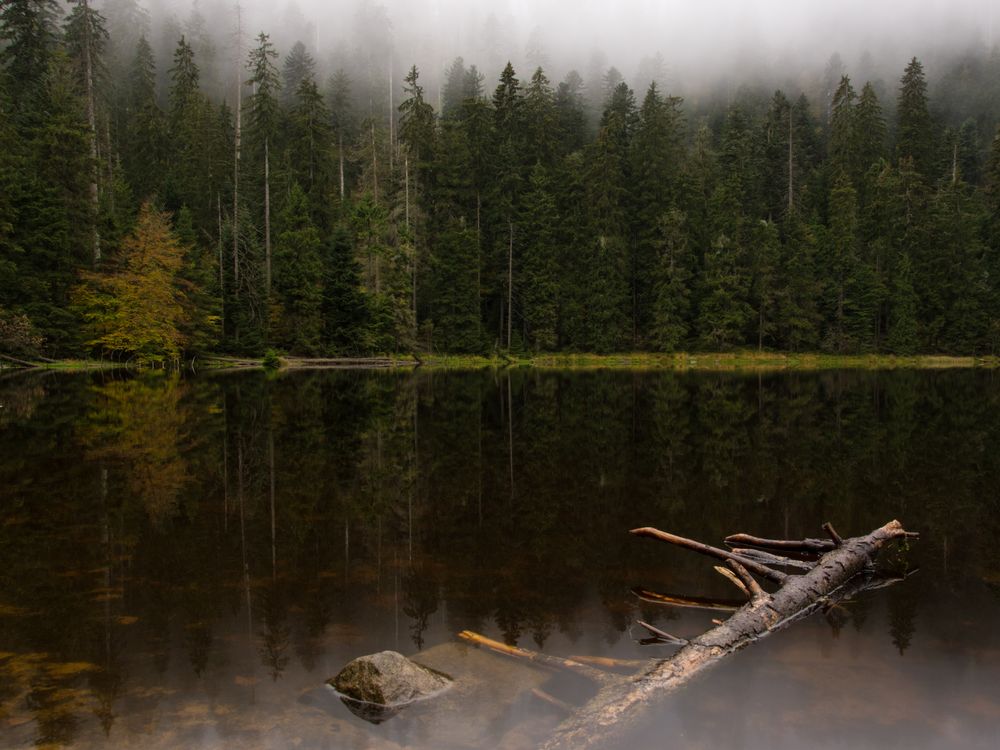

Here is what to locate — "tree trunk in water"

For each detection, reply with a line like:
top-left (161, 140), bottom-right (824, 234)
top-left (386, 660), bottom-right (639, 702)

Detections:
top-left (463, 520), bottom-right (917, 750)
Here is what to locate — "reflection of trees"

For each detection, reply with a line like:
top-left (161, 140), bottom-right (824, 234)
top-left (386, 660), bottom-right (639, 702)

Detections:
top-left (4, 367), bottom-right (1000, 737)
top-left (887, 573), bottom-right (919, 655)
top-left (80, 373), bottom-right (192, 525)
top-left (258, 580), bottom-right (291, 681)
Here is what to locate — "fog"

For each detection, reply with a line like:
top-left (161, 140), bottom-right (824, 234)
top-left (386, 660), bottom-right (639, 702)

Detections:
top-left (129, 0), bottom-right (998, 104)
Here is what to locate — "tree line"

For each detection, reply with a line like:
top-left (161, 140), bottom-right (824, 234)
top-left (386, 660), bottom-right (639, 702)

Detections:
top-left (2, 1), bottom-right (1000, 361)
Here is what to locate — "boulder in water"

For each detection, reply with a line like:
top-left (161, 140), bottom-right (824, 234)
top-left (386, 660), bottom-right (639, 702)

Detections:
top-left (329, 650), bottom-right (452, 712)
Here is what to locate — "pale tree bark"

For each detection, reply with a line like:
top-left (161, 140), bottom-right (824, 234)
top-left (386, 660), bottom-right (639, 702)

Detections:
top-left (788, 104), bottom-right (794, 212)
top-left (463, 520), bottom-right (918, 750)
top-left (233, 3), bottom-right (244, 295)
top-left (265, 137), bottom-right (271, 296)
top-left (507, 221), bottom-right (513, 349)
top-left (81, 0), bottom-right (101, 266)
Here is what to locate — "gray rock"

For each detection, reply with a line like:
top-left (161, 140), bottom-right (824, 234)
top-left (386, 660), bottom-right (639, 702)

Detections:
top-left (329, 650), bottom-right (452, 709)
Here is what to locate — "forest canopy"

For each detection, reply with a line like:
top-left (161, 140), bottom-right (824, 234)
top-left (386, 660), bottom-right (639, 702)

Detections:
top-left (1, 0), bottom-right (1000, 361)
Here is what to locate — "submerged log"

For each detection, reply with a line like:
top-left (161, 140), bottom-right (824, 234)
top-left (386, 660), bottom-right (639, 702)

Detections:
top-left (461, 519), bottom-right (917, 750)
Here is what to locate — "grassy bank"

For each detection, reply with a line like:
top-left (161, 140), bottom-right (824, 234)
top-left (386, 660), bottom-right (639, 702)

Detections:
top-left (4, 351), bottom-right (998, 373)
top-left (418, 351), bottom-right (1000, 370)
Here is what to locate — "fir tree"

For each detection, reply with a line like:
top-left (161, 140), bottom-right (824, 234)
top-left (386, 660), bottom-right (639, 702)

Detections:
top-left (272, 183), bottom-right (323, 354)
top-left (0, 0), bottom-right (60, 109)
top-left (896, 57), bottom-right (935, 180)
top-left (649, 208), bottom-right (693, 351)
top-left (322, 225), bottom-right (371, 354)
top-left (520, 164), bottom-right (559, 350)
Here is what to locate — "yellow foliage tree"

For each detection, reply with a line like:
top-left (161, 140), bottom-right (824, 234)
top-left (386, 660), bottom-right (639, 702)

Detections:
top-left (74, 203), bottom-right (188, 362)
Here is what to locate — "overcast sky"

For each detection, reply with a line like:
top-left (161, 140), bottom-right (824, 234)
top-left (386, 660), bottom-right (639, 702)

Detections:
top-left (142, 0), bottom-right (998, 90)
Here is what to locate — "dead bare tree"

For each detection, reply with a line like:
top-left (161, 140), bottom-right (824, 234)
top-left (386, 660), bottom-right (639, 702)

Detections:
top-left (460, 519), bottom-right (917, 750)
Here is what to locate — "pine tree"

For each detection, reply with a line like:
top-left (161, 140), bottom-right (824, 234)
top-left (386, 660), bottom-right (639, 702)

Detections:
top-left (441, 57), bottom-right (468, 120)
top-left (885, 251), bottom-right (918, 354)
top-left (322, 225), bottom-right (371, 354)
top-left (896, 57), bottom-right (935, 180)
top-left (430, 218), bottom-right (480, 352)
top-left (581, 81), bottom-right (635, 351)
top-left (522, 67), bottom-right (557, 167)
top-left (649, 208), bottom-right (693, 351)
top-left (491, 62), bottom-right (523, 348)
top-left (855, 83), bottom-right (886, 177)
top-left (697, 179), bottom-right (752, 349)
top-left (984, 127), bottom-right (1000, 353)
top-left (281, 41), bottom-right (314, 109)
top-left (0, 0), bottom-right (60, 109)
top-left (554, 70), bottom-right (587, 155)
top-left (751, 219), bottom-right (781, 350)
top-left (245, 31), bottom-right (281, 295)
top-left (774, 214), bottom-right (822, 350)
top-left (64, 0), bottom-right (109, 266)
top-left (520, 164), bottom-right (559, 350)
top-left (828, 76), bottom-right (857, 179)
top-left (631, 82), bottom-right (684, 340)
top-left (123, 36), bottom-right (165, 201)
top-left (272, 183), bottom-right (323, 354)
top-left (288, 73), bottom-right (332, 222)
top-left (824, 171), bottom-right (876, 351)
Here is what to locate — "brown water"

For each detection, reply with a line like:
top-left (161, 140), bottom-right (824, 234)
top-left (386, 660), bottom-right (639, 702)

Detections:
top-left (1, 367), bottom-right (999, 750)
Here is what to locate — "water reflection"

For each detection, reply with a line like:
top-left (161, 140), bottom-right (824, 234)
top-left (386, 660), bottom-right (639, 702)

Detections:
top-left (1, 368), bottom-right (999, 749)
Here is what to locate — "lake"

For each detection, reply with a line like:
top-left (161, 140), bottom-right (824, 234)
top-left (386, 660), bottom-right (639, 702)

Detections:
top-left (1, 367), bottom-right (999, 749)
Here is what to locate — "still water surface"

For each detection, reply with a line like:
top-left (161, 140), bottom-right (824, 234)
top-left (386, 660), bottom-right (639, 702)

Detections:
top-left (1, 368), bottom-right (999, 749)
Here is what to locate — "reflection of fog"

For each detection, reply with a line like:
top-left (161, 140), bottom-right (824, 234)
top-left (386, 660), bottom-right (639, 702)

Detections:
top-left (0, 369), bottom-right (998, 748)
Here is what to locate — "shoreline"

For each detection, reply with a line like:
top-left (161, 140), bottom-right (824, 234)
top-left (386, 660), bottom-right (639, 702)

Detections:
top-left (3, 351), bottom-right (998, 373)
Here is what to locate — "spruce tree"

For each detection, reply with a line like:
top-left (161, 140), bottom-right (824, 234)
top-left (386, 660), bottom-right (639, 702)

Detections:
top-left (522, 67), bottom-right (557, 167)
top-left (520, 164), bottom-right (559, 350)
top-left (885, 251), bottom-right (919, 354)
top-left (631, 82), bottom-right (684, 340)
top-left (430, 218), bottom-right (480, 352)
top-left (322, 225), bottom-right (371, 354)
top-left (828, 76), bottom-right (857, 179)
top-left (0, 0), bottom-right (60, 109)
top-left (272, 183), bottom-right (323, 354)
top-left (896, 57), bottom-right (935, 180)
top-left (649, 208), bottom-right (693, 351)
top-left (245, 31), bottom-right (281, 295)
top-left (281, 41), bottom-right (314, 109)
top-left (123, 36), bottom-right (165, 201)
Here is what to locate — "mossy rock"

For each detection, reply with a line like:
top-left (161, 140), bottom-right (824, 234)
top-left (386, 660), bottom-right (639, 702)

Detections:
top-left (329, 650), bottom-right (452, 708)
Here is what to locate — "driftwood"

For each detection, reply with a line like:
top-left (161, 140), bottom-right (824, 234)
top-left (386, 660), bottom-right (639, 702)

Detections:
top-left (460, 519), bottom-right (917, 750)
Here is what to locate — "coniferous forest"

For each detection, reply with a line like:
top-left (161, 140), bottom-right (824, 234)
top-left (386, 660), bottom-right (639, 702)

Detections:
top-left (2, 0), bottom-right (1000, 362)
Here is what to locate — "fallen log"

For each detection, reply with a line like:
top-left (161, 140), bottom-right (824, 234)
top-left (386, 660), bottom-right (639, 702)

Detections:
top-left (461, 519), bottom-right (917, 750)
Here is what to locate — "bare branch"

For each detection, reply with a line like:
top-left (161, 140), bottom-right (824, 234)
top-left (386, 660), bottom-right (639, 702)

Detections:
top-left (631, 527), bottom-right (788, 584)
top-left (458, 631), bottom-right (612, 684)
top-left (631, 587), bottom-right (742, 612)
top-left (724, 532), bottom-right (835, 554)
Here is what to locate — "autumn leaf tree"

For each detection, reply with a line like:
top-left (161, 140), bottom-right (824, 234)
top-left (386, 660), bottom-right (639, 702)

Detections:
top-left (74, 202), bottom-right (197, 363)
